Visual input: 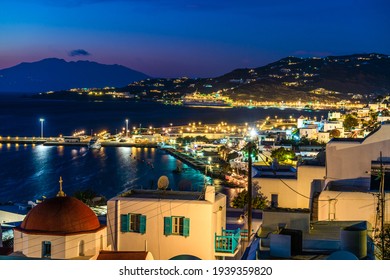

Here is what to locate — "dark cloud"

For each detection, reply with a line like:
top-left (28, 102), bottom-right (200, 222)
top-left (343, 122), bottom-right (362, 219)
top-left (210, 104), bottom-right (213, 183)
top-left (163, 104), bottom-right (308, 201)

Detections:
top-left (69, 49), bottom-right (91, 57)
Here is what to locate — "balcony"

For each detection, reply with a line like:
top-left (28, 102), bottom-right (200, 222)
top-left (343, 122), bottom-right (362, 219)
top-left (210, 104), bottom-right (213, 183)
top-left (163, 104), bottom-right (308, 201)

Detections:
top-left (215, 228), bottom-right (241, 256)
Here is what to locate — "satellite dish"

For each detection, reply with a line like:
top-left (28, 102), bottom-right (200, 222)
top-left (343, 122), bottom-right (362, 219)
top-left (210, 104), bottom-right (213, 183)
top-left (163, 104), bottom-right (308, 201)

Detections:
top-left (157, 176), bottom-right (169, 190)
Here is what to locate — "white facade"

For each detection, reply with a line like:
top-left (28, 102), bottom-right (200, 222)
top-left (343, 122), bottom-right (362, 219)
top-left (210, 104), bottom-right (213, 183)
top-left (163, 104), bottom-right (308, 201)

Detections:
top-left (299, 127), bottom-right (318, 140)
top-left (378, 116), bottom-right (390, 123)
top-left (317, 191), bottom-right (390, 226)
top-left (318, 123), bottom-right (390, 227)
top-left (0, 210), bottom-right (25, 224)
top-left (253, 165), bottom-right (325, 209)
top-left (107, 187), bottom-right (229, 260)
top-left (297, 117), bottom-right (306, 129)
top-left (13, 228), bottom-right (107, 259)
top-left (357, 107), bottom-right (370, 118)
top-left (326, 124), bottom-right (390, 183)
top-left (328, 112), bottom-right (342, 120)
top-left (317, 132), bottom-right (330, 144)
top-left (323, 121), bottom-right (343, 132)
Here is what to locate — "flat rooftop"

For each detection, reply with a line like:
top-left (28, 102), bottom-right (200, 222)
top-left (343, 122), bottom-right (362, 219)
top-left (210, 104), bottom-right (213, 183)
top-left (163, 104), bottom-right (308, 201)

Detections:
top-left (326, 178), bottom-right (370, 191)
top-left (255, 220), bottom-right (372, 260)
top-left (306, 220), bottom-right (370, 241)
top-left (253, 165), bottom-right (297, 179)
top-left (114, 189), bottom-right (222, 201)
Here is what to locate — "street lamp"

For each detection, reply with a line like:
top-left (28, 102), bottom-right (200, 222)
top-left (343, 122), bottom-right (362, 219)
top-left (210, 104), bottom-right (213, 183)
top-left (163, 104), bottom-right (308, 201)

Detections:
top-left (204, 157), bottom-right (212, 187)
top-left (39, 118), bottom-right (45, 138)
top-left (125, 119), bottom-right (129, 137)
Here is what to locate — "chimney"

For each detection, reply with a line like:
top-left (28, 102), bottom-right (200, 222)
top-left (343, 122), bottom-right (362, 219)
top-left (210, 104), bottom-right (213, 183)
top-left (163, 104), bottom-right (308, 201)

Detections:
top-left (204, 186), bottom-right (215, 203)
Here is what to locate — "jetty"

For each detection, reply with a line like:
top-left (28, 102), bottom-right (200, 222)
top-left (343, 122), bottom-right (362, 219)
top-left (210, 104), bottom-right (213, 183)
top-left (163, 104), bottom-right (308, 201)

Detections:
top-left (0, 136), bottom-right (158, 148)
top-left (162, 148), bottom-right (208, 172)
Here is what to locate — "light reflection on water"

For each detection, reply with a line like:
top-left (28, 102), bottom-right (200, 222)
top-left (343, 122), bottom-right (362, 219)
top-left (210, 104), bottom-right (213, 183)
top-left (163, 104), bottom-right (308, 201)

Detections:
top-left (0, 144), bottom-right (210, 203)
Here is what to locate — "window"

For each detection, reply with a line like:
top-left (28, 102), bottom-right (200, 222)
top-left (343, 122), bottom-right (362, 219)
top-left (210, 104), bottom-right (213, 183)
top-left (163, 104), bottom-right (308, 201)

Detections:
top-left (42, 241), bottom-right (51, 258)
top-left (120, 213), bottom-right (146, 234)
top-left (79, 240), bottom-right (85, 256)
top-left (164, 216), bottom-right (190, 237)
top-left (271, 194), bottom-right (279, 208)
top-left (172, 216), bottom-right (183, 235)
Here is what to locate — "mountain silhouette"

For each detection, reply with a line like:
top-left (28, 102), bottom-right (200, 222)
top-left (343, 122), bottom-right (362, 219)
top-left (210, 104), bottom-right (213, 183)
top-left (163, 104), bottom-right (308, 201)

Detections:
top-left (0, 58), bottom-right (149, 93)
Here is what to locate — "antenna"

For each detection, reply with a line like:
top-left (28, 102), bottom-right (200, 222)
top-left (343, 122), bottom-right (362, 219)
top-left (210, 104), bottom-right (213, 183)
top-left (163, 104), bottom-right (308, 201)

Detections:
top-left (157, 176), bottom-right (169, 190)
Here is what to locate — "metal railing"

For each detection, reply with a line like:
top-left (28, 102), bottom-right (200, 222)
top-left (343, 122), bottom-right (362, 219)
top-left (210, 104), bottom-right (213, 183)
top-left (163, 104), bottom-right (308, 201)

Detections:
top-left (215, 228), bottom-right (241, 253)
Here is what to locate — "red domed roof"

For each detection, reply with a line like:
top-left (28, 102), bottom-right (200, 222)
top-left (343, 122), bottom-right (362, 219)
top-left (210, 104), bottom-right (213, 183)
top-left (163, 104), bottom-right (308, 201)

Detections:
top-left (20, 196), bottom-right (101, 235)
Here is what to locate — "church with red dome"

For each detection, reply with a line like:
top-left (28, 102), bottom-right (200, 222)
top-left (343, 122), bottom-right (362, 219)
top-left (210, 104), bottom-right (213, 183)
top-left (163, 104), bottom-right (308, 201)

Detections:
top-left (13, 177), bottom-right (107, 259)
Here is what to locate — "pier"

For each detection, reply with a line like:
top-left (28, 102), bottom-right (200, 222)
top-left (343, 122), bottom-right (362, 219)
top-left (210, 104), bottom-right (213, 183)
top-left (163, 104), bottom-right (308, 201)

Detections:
top-left (0, 136), bottom-right (158, 148)
top-left (162, 147), bottom-right (213, 175)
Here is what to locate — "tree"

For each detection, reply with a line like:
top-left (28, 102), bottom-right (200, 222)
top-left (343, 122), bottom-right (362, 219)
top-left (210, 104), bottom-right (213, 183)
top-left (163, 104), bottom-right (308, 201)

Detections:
top-left (176, 136), bottom-right (195, 145)
top-left (195, 135), bottom-right (209, 143)
top-left (73, 189), bottom-right (106, 206)
top-left (231, 184), bottom-right (268, 210)
top-left (343, 114), bottom-right (359, 131)
top-left (329, 129), bottom-right (341, 138)
top-left (271, 147), bottom-right (295, 162)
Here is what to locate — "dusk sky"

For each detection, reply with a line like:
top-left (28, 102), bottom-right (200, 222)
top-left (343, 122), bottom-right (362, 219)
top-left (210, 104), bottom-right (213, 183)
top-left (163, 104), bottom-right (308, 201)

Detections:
top-left (1, 0), bottom-right (389, 78)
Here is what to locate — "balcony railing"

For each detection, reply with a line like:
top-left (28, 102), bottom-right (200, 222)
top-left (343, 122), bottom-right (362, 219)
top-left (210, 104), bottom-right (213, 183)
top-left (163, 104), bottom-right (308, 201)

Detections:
top-left (215, 228), bottom-right (241, 254)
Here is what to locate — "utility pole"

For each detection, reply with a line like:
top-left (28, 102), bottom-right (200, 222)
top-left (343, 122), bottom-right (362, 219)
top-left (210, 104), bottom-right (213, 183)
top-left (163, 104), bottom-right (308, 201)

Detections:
top-left (247, 142), bottom-right (253, 241)
top-left (380, 151), bottom-right (385, 258)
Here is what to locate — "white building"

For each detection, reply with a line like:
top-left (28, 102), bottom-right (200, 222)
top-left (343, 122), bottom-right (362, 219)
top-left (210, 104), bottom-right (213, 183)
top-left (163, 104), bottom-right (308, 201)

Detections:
top-left (107, 186), bottom-right (242, 260)
top-left (328, 112), bottom-right (342, 120)
top-left (256, 209), bottom-right (371, 260)
top-left (317, 132), bottom-right (330, 144)
top-left (297, 116), bottom-right (307, 129)
top-left (299, 126), bottom-right (318, 140)
top-left (317, 123), bottom-right (390, 226)
top-left (317, 190), bottom-right (389, 227)
top-left (378, 116), bottom-right (390, 123)
top-left (252, 164), bottom-right (325, 209)
top-left (357, 107), bottom-right (370, 118)
top-left (323, 121), bottom-right (344, 133)
top-left (325, 123), bottom-right (390, 183)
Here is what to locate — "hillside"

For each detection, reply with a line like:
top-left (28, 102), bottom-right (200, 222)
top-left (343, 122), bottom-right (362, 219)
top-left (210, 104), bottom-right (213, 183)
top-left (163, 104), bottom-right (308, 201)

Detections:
top-left (27, 53), bottom-right (390, 104)
top-left (114, 53), bottom-right (390, 104)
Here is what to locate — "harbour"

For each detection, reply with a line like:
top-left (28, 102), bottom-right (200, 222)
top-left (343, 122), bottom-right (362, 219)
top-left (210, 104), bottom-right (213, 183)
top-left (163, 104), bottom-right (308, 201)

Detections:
top-left (0, 97), bottom-right (328, 205)
top-left (0, 136), bottom-right (158, 147)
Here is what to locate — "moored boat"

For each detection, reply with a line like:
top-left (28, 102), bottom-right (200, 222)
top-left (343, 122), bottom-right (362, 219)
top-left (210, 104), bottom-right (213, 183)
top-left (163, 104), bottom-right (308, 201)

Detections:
top-left (88, 137), bottom-right (101, 149)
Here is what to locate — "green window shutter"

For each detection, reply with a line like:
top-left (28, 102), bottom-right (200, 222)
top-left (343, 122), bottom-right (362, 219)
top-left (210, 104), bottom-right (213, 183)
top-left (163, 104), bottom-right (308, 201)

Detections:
top-left (164, 217), bottom-right (172, 236)
top-left (183, 218), bottom-right (190, 237)
top-left (139, 215), bottom-right (146, 234)
top-left (120, 214), bottom-right (129, 232)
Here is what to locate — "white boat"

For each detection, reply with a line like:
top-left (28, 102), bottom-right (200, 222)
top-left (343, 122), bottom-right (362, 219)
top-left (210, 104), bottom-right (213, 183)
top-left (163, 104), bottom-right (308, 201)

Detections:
top-left (88, 137), bottom-right (101, 149)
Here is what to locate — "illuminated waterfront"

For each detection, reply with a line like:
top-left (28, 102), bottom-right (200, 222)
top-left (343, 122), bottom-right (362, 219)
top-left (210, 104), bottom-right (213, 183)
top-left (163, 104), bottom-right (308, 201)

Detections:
top-left (0, 96), bottom-right (330, 204)
top-left (0, 96), bottom-right (328, 137)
